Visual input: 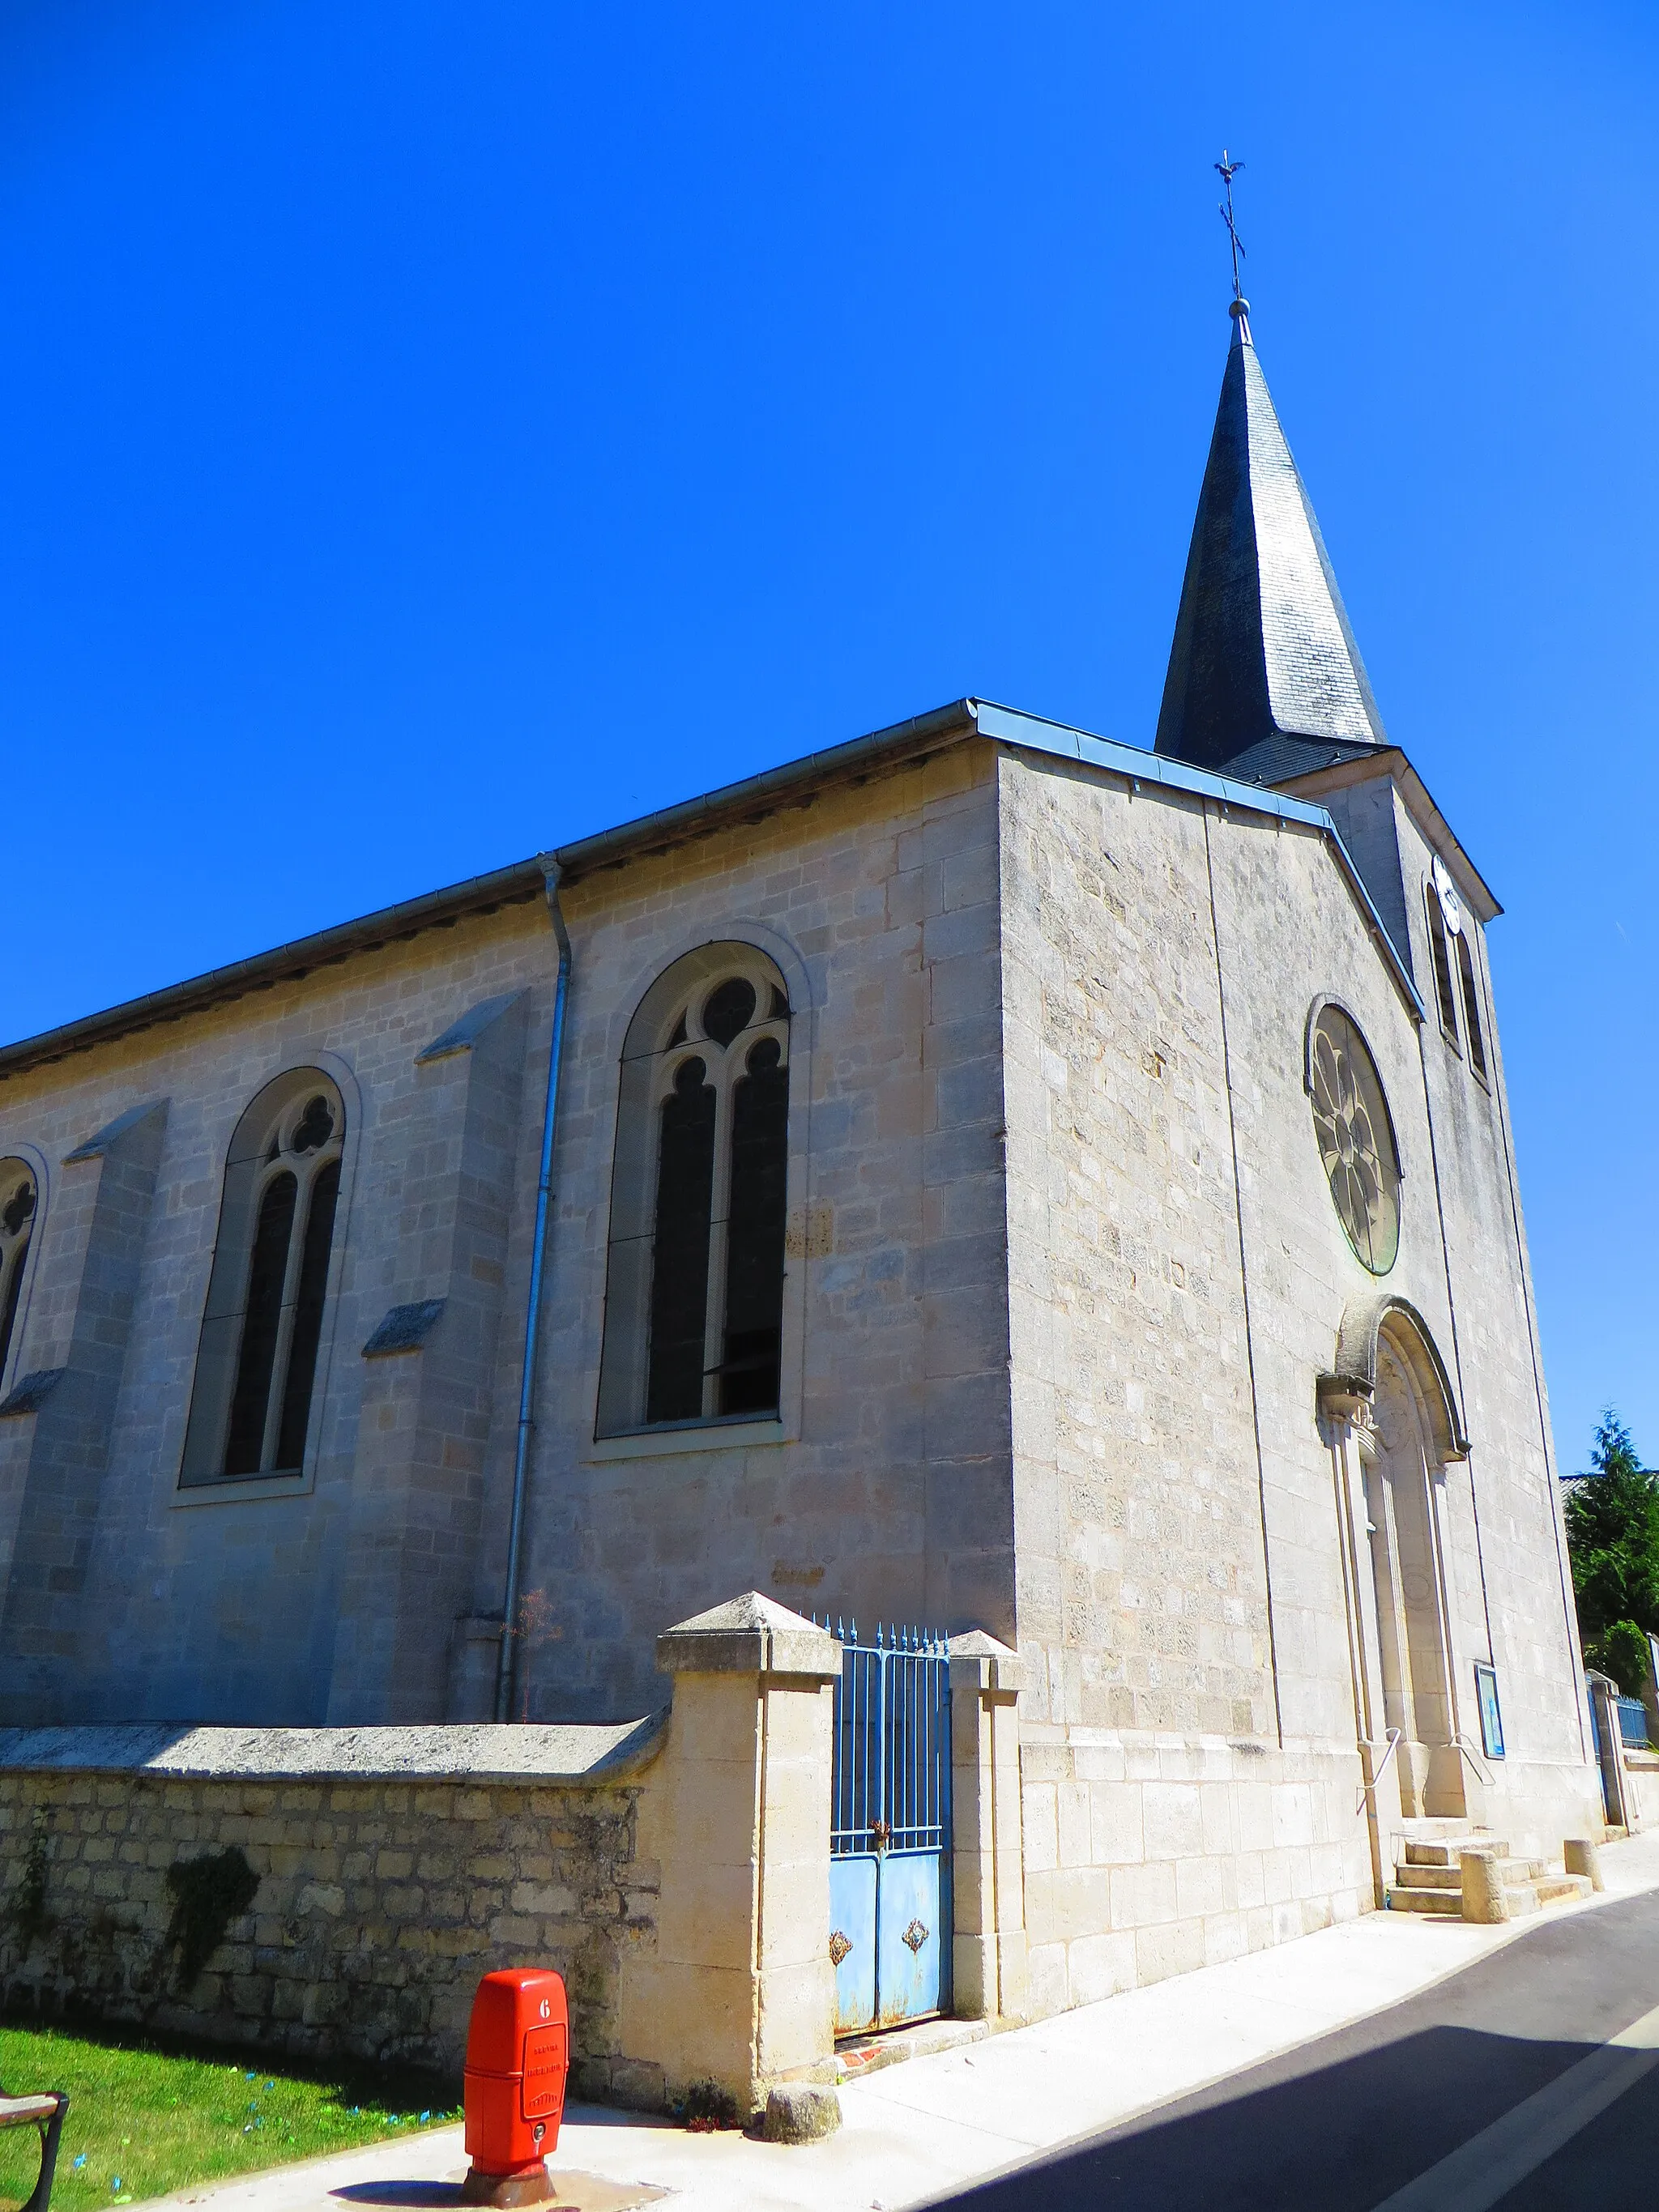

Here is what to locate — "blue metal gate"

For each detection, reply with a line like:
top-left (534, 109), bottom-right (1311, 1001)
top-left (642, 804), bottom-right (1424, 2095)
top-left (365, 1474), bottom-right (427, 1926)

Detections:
top-left (817, 1621), bottom-right (952, 2037)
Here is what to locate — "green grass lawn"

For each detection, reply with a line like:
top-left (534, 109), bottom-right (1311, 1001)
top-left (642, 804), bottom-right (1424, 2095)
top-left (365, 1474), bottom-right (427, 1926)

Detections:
top-left (0, 2022), bottom-right (461, 2212)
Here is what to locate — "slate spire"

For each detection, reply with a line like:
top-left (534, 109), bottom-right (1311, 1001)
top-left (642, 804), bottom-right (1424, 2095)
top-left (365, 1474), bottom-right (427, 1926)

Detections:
top-left (1154, 299), bottom-right (1388, 782)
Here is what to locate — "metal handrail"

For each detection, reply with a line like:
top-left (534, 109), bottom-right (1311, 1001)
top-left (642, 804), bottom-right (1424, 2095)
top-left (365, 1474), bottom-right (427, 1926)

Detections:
top-left (1448, 1732), bottom-right (1495, 1790)
top-left (1356, 1727), bottom-right (1402, 1815)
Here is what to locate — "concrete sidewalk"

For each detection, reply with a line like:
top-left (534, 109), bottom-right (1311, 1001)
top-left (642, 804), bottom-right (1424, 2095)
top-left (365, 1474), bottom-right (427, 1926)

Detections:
top-left (145, 1829), bottom-right (1659, 2212)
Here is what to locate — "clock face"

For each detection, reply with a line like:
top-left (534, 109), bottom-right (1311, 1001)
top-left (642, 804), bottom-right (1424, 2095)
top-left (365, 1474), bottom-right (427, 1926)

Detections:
top-left (1310, 1007), bottom-right (1401, 1276)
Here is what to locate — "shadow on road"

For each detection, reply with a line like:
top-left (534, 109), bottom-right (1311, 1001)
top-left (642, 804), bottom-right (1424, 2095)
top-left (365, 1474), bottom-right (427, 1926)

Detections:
top-left (923, 2023), bottom-right (1605, 2212)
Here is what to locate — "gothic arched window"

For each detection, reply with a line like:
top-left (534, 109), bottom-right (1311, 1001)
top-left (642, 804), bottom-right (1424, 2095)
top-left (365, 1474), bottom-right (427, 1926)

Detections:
top-left (181, 1072), bottom-right (346, 1485)
top-left (0, 1161), bottom-right (38, 1390)
top-left (598, 945), bottom-right (792, 1435)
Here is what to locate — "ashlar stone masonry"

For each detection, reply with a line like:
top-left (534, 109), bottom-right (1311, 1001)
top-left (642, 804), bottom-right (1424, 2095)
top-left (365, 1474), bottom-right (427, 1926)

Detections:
top-left (0, 301), bottom-right (1604, 2056)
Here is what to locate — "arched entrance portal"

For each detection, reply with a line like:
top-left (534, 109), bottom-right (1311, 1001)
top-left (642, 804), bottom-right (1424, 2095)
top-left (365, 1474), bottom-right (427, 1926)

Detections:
top-left (1324, 1298), bottom-right (1471, 1829)
top-left (1368, 1330), bottom-right (1461, 1814)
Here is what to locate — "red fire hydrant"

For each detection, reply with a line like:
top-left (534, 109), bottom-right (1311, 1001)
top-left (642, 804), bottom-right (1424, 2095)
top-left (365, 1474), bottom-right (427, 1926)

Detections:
top-left (461, 1968), bottom-right (569, 2207)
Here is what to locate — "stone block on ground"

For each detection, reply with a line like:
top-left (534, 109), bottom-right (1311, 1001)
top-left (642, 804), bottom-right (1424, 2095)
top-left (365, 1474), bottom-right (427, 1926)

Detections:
top-left (760, 2082), bottom-right (842, 2143)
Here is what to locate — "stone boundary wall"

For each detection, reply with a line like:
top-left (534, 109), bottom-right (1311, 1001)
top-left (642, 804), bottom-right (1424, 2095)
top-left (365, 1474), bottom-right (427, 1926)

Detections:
top-left (1019, 1733), bottom-right (1372, 2010)
top-left (0, 1601), bottom-right (854, 2116)
top-left (0, 1722), bottom-right (664, 2099)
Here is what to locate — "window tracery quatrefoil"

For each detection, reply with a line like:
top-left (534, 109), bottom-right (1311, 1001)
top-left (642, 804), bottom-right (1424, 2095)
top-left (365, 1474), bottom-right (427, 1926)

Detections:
top-left (1309, 1006), bottom-right (1400, 1276)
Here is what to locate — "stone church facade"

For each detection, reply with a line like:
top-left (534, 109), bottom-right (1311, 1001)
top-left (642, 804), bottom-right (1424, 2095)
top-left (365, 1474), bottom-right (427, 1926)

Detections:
top-left (0, 302), bottom-right (1600, 2012)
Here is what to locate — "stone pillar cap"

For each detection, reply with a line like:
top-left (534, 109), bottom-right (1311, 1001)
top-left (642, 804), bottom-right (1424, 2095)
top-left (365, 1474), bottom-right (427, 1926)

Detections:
top-left (948, 1630), bottom-right (1025, 1693)
top-left (656, 1591), bottom-right (841, 1681)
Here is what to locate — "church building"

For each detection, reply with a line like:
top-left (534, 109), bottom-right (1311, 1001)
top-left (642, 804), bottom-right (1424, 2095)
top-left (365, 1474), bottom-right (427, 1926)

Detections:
top-left (0, 296), bottom-right (1601, 2007)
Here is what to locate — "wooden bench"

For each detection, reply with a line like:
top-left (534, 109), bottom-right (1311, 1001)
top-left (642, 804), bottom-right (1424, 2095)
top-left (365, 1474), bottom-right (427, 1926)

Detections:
top-left (0, 2087), bottom-right (69, 2212)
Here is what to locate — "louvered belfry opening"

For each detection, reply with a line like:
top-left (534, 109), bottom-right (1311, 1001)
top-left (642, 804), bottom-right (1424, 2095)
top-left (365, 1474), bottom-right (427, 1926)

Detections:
top-left (1455, 931), bottom-right (1487, 1080)
top-left (600, 945), bottom-right (793, 1436)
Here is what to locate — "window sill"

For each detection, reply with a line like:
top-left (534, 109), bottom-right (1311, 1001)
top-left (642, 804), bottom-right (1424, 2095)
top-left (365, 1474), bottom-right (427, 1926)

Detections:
top-left (588, 1415), bottom-right (789, 1463)
top-left (171, 1466), bottom-right (315, 1507)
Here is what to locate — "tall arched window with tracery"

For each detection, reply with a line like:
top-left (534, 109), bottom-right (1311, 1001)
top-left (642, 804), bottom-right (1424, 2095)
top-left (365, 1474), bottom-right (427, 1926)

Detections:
top-left (598, 945), bottom-right (792, 1435)
top-left (0, 1161), bottom-right (38, 1391)
top-left (181, 1072), bottom-right (346, 1485)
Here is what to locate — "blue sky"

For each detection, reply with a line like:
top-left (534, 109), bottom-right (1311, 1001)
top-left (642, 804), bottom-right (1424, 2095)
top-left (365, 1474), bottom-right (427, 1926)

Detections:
top-left (2, 0), bottom-right (1653, 1469)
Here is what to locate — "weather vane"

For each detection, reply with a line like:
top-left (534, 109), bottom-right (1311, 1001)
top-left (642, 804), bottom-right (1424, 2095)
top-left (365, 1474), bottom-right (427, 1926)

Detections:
top-left (1215, 150), bottom-right (1246, 301)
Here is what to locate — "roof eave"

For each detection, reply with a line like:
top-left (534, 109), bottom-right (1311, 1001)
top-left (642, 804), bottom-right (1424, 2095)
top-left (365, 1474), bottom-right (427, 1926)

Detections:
top-left (0, 694), bottom-right (1427, 1084)
top-left (0, 701), bottom-right (980, 1085)
top-left (0, 859), bottom-right (549, 1083)
top-left (549, 698), bottom-right (979, 877)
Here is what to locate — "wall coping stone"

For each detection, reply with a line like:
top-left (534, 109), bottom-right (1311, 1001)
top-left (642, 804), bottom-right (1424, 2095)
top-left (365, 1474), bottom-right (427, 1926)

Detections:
top-left (0, 1717), bottom-right (665, 1782)
top-left (656, 1591), bottom-right (841, 1681)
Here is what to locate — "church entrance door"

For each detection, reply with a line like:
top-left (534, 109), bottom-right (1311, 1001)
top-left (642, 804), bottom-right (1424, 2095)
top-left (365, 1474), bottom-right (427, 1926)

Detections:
top-left (1365, 1336), bottom-right (1465, 1818)
top-left (821, 1623), bottom-right (953, 2037)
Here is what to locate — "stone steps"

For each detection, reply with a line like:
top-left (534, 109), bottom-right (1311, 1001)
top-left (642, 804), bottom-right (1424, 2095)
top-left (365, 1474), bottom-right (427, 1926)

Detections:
top-left (1536, 1873), bottom-right (1594, 1906)
top-left (833, 2017), bottom-right (988, 2080)
top-left (1384, 1882), bottom-right (1462, 1916)
top-left (1396, 1856), bottom-right (1545, 1890)
top-left (1404, 1837), bottom-right (1512, 1867)
top-left (1385, 1821), bottom-right (1593, 1921)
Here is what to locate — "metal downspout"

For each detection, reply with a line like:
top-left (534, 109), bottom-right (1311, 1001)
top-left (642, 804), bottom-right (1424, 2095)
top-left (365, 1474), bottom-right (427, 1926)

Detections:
top-left (494, 857), bottom-right (572, 1723)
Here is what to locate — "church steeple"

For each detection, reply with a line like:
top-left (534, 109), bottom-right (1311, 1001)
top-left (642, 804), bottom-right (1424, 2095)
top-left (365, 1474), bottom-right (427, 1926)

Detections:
top-left (1154, 298), bottom-right (1388, 783)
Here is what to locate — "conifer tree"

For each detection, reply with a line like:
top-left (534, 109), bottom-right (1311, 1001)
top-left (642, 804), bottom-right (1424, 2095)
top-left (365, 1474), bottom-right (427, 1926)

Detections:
top-left (1563, 1412), bottom-right (1659, 1694)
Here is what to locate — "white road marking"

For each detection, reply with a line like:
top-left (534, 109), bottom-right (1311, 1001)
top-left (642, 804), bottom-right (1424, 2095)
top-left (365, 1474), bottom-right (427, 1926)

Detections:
top-left (1371, 1998), bottom-right (1659, 2210)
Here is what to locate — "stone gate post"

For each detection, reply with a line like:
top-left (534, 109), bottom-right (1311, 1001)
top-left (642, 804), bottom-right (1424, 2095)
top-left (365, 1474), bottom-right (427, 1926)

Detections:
top-left (949, 1630), bottom-right (1027, 2022)
top-left (626, 1592), bottom-right (839, 2112)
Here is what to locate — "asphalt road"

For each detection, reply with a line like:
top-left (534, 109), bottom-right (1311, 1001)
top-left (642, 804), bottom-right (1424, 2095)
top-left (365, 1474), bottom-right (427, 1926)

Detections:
top-left (931, 1888), bottom-right (1659, 2211)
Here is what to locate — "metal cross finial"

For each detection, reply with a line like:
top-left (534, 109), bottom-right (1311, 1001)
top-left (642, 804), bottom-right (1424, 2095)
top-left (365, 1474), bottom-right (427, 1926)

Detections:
top-left (1215, 150), bottom-right (1246, 300)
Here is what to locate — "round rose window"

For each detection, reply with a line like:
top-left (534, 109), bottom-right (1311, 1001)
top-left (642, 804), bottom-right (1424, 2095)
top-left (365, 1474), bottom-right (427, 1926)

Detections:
top-left (1310, 1006), bottom-right (1400, 1275)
